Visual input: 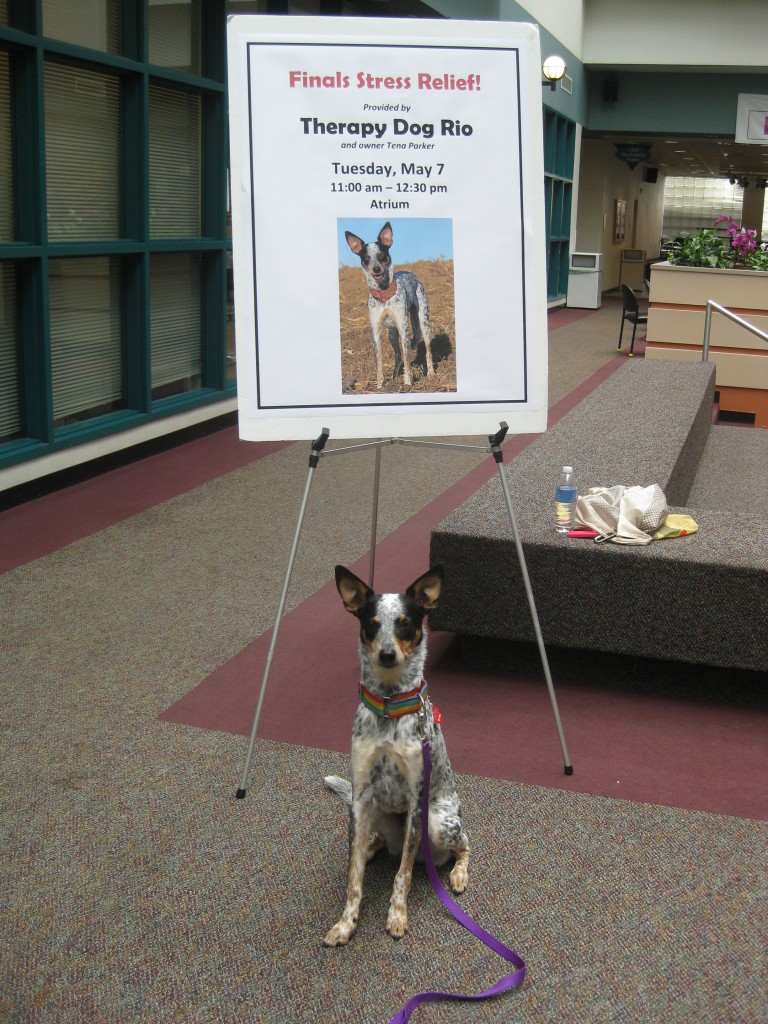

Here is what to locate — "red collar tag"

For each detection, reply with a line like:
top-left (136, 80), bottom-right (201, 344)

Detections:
top-left (432, 705), bottom-right (444, 725)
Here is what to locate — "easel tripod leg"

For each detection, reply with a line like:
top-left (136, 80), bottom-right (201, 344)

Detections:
top-left (235, 430), bottom-right (330, 798)
top-left (493, 460), bottom-right (574, 775)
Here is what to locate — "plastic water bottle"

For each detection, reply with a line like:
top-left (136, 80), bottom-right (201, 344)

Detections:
top-left (554, 465), bottom-right (577, 533)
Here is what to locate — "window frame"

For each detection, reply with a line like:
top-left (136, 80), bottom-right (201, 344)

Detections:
top-left (0, 0), bottom-right (230, 469)
top-left (544, 109), bottom-right (576, 304)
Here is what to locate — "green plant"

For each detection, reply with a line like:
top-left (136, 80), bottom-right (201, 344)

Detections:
top-left (666, 217), bottom-right (768, 271)
top-left (745, 245), bottom-right (768, 271)
top-left (666, 227), bottom-right (730, 268)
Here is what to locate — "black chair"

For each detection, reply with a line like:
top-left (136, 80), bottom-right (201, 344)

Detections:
top-left (618, 284), bottom-right (648, 356)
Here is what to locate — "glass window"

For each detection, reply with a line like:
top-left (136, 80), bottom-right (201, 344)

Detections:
top-left (0, 262), bottom-right (21, 443)
top-left (0, 2), bottom-right (7, 26)
top-left (149, 85), bottom-right (201, 238)
top-left (148, 0), bottom-right (202, 75)
top-left (42, 0), bottom-right (121, 55)
top-left (0, 51), bottom-right (12, 242)
top-left (150, 252), bottom-right (202, 400)
top-left (45, 63), bottom-right (121, 241)
top-left (49, 257), bottom-right (124, 427)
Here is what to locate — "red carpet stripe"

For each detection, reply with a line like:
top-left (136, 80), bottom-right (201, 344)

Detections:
top-left (0, 432), bottom-right (290, 573)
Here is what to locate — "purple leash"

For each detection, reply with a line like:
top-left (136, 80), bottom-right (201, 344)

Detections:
top-left (388, 735), bottom-right (527, 1023)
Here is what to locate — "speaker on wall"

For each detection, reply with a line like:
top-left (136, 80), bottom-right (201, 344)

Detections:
top-left (603, 78), bottom-right (618, 103)
top-left (643, 167), bottom-right (659, 184)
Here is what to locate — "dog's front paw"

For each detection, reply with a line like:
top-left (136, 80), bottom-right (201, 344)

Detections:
top-left (386, 906), bottom-right (409, 940)
top-left (324, 919), bottom-right (356, 948)
top-left (449, 863), bottom-right (468, 894)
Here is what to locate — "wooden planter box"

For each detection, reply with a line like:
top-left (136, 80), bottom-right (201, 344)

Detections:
top-left (646, 261), bottom-right (768, 426)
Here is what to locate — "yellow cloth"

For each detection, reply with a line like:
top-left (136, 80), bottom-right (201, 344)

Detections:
top-left (653, 514), bottom-right (699, 540)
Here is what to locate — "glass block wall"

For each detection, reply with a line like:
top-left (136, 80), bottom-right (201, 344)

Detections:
top-left (662, 176), bottom-right (767, 239)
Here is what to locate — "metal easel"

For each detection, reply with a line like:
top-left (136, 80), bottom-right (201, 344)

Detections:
top-left (235, 421), bottom-right (573, 798)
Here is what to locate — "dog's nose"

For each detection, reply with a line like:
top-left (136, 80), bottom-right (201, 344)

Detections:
top-left (378, 649), bottom-right (397, 667)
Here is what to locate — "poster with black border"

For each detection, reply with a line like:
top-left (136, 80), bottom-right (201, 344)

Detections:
top-left (227, 15), bottom-right (548, 440)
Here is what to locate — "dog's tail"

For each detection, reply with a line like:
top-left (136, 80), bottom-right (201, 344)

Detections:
top-left (324, 775), bottom-right (352, 805)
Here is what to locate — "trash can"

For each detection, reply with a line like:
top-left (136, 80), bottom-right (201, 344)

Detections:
top-left (567, 253), bottom-right (603, 308)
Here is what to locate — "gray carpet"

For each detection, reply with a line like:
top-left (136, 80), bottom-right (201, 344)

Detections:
top-left (2, 299), bottom-right (767, 1023)
top-left (689, 424), bottom-right (768, 514)
top-left (2, 731), bottom-right (766, 1024)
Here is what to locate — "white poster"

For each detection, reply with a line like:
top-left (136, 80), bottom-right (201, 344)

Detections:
top-left (227, 16), bottom-right (548, 440)
top-left (735, 93), bottom-right (768, 144)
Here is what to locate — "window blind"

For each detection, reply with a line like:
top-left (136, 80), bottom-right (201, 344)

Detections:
top-left (0, 262), bottom-right (20, 442)
top-left (0, 50), bottom-right (12, 242)
top-left (148, 0), bottom-right (201, 74)
top-left (49, 257), bottom-right (123, 426)
top-left (149, 84), bottom-right (201, 238)
top-left (44, 63), bottom-right (120, 241)
top-left (150, 252), bottom-right (202, 399)
top-left (42, 0), bottom-right (120, 55)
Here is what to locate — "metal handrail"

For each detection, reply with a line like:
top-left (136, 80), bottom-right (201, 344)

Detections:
top-left (702, 299), bottom-right (768, 361)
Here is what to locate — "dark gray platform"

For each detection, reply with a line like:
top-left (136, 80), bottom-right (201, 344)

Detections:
top-left (429, 359), bottom-right (768, 672)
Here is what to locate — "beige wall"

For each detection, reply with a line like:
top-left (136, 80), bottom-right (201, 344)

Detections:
top-left (500, 0), bottom-right (585, 57)
top-left (583, 0), bottom-right (768, 69)
top-left (574, 139), bottom-right (666, 290)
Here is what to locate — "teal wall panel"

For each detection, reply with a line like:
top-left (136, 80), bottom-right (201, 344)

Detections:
top-left (587, 72), bottom-right (768, 134)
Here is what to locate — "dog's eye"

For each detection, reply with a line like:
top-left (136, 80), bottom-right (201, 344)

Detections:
top-left (395, 616), bottom-right (416, 640)
top-left (362, 617), bottom-right (380, 641)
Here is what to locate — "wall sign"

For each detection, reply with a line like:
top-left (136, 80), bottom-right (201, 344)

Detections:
top-left (227, 16), bottom-right (549, 440)
top-left (735, 93), bottom-right (768, 144)
top-left (614, 143), bottom-right (652, 171)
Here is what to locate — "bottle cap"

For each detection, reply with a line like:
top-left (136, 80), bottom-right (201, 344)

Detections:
top-left (563, 465), bottom-right (573, 473)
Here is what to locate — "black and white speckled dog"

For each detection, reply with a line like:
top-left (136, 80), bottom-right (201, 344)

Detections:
top-left (323, 564), bottom-right (469, 947)
top-left (345, 221), bottom-right (435, 389)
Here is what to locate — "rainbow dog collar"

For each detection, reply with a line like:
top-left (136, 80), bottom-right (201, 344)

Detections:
top-left (359, 679), bottom-right (428, 718)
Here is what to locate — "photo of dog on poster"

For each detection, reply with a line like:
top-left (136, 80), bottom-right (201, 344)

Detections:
top-left (338, 218), bottom-right (456, 395)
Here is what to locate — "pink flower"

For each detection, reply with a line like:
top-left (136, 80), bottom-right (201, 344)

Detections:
top-left (728, 229), bottom-right (757, 256)
top-left (713, 217), bottom-right (759, 258)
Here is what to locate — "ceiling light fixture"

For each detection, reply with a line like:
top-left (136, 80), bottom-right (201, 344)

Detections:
top-left (542, 56), bottom-right (566, 91)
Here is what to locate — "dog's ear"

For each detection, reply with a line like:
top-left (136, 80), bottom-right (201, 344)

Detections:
top-left (345, 231), bottom-right (365, 256)
top-left (335, 565), bottom-right (373, 615)
top-left (377, 222), bottom-right (393, 250)
top-left (406, 564), bottom-right (443, 611)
